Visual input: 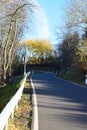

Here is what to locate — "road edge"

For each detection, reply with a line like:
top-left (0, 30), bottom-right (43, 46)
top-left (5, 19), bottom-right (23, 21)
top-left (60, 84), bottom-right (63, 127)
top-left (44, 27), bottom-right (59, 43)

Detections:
top-left (53, 72), bottom-right (87, 89)
top-left (30, 77), bottom-right (38, 130)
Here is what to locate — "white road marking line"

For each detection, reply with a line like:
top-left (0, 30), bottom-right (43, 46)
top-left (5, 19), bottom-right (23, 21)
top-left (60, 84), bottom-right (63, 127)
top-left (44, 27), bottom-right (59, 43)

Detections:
top-left (31, 78), bottom-right (39, 130)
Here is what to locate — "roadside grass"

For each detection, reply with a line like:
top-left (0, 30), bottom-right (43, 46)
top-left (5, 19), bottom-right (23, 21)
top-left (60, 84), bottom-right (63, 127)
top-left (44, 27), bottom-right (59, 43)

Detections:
top-left (8, 77), bottom-right (32, 130)
top-left (57, 68), bottom-right (85, 85)
top-left (0, 76), bottom-right (23, 112)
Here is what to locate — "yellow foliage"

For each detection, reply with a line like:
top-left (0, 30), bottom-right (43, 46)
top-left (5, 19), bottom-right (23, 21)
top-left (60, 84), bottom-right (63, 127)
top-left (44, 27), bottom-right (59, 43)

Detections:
top-left (26, 39), bottom-right (53, 57)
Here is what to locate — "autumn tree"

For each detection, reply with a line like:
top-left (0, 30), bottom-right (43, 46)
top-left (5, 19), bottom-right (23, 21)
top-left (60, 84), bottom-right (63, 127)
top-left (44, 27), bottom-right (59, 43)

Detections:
top-left (0, 0), bottom-right (35, 83)
top-left (76, 27), bottom-right (87, 73)
top-left (65, 0), bottom-right (87, 30)
top-left (58, 31), bottom-right (79, 68)
top-left (56, 0), bottom-right (87, 69)
top-left (64, 0), bottom-right (87, 71)
top-left (26, 39), bottom-right (53, 64)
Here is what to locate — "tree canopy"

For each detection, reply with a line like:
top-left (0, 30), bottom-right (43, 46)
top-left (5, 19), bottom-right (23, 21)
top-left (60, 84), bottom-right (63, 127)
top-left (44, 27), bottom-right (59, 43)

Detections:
top-left (56, 0), bottom-right (87, 73)
top-left (19, 39), bottom-right (53, 63)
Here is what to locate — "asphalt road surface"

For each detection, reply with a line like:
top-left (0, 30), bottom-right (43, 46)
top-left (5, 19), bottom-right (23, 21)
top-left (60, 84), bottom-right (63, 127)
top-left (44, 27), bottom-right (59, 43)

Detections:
top-left (32, 72), bottom-right (87, 130)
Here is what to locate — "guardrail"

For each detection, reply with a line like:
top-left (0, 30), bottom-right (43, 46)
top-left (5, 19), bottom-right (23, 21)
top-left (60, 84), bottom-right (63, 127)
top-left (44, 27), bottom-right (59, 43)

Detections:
top-left (0, 72), bottom-right (30, 130)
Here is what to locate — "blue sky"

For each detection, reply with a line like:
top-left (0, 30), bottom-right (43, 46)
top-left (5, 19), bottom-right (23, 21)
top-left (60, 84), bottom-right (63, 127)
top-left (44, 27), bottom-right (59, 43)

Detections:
top-left (25, 0), bottom-right (66, 45)
top-left (37, 0), bottom-right (66, 45)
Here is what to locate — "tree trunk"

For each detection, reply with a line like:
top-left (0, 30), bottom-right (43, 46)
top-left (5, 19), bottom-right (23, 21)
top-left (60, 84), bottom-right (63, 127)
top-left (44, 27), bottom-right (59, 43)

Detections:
top-left (3, 68), bottom-right (7, 81)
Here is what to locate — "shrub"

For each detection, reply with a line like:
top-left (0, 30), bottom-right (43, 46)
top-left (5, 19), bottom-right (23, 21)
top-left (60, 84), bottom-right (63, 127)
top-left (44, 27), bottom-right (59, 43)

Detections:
top-left (58, 68), bottom-right (84, 83)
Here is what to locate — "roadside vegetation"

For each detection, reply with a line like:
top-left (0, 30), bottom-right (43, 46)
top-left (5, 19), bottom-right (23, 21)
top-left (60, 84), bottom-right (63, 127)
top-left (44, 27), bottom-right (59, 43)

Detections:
top-left (0, 75), bottom-right (32, 130)
top-left (57, 67), bottom-right (85, 85)
top-left (55, 0), bottom-right (87, 85)
top-left (0, 76), bottom-right (23, 112)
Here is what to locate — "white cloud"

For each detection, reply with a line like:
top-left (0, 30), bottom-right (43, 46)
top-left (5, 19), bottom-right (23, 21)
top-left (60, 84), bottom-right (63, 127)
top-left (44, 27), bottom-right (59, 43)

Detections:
top-left (31, 0), bottom-right (50, 39)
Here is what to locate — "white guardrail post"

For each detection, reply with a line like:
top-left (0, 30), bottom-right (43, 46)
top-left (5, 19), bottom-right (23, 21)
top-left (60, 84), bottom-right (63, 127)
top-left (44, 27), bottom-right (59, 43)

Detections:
top-left (85, 74), bottom-right (87, 85)
top-left (0, 72), bottom-right (30, 130)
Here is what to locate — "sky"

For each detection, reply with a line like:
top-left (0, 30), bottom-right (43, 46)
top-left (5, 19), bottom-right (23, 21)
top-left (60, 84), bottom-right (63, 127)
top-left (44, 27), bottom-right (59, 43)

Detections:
top-left (25, 0), bottom-right (67, 45)
top-left (37, 0), bottom-right (66, 44)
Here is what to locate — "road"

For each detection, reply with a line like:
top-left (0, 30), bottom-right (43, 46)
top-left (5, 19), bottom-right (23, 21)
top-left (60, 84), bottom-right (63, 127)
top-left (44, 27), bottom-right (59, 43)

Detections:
top-left (32, 72), bottom-right (87, 130)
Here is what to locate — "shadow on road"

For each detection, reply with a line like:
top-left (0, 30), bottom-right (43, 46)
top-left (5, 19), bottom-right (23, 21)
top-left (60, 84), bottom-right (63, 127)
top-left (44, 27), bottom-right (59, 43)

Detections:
top-left (33, 73), bottom-right (87, 125)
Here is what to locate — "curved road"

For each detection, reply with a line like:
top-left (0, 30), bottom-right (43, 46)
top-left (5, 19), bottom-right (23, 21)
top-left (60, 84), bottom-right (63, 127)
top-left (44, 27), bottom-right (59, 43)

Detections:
top-left (32, 72), bottom-right (87, 130)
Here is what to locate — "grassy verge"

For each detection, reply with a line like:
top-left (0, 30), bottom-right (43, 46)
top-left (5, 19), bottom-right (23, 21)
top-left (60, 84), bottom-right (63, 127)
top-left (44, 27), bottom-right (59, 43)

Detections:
top-left (8, 77), bottom-right (32, 130)
top-left (0, 76), bottom-right (23, 112)
top-left (57, 68), bottom-right (85, 86)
